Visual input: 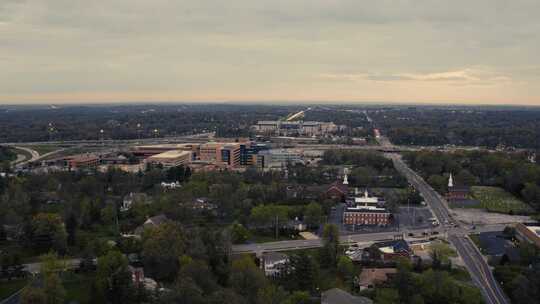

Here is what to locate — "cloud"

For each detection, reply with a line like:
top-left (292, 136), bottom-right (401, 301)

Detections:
top-left (0, 1), bottom-right (539, 104)
top-left (319, 68), bottom-right (512, 86)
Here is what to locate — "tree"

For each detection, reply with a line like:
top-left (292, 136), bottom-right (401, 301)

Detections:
top-left (96, 250), bottom-right (133, 304)
top-left (284, 291), bottom-right (311, 304)
top-left (285, 251), bottom-right (319, 293)
top-left (303, 202), bottom-right (323, 228)
top-left (142, 222), bottom-right (185, 281)
top-left (321, 224), bottom-right (339, 268)
top-left (24, 213), bottom-right (67, 254)
top-left (337, 256), bottom-right (355, 285)
top-left (230, 255), bottom-right (269, 303)
top-left (375, 288), bottom-right (399, 304)
top-left (230, 222), bottom-right (251, 244)
top-left (257, 285), bottom-right (288, 304)
top-left (21, 286), bottom-right (47, 304)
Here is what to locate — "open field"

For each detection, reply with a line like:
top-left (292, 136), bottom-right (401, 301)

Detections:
top-left (470, 186), bottom-right (534, 214)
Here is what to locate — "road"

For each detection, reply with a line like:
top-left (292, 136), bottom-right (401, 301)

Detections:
top-left (376, 134), bottom-right (509, 304)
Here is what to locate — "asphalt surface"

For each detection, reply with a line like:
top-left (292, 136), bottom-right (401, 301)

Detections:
top-left (379, 137), bottom-right (509, 304)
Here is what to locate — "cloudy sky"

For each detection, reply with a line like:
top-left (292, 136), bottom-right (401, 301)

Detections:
top-left (1, 0), bottom-right (539, 105)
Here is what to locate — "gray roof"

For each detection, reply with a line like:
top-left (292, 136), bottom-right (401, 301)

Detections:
top-left (322, 288), bottom-right (373, 304)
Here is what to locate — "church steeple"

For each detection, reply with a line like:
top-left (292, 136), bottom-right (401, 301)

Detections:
top-left (343, 174), bottom-right (349, 185)
top-left (448, 173), bottom-right (454, 188)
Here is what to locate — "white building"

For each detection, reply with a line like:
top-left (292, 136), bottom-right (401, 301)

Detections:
top-left (260, 252), bottom-right (289, 277)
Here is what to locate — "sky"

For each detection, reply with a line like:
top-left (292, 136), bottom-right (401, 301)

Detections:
top-left (1, 0), bottom-right (540, 105)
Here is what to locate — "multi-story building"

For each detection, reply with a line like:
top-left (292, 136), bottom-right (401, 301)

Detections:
top-left (343, 190), bottom-right (391, 226)
top-left (66, 154), bottom-right (100, 169)
top-left (343, 206), bottom-right (391, 226)
top-left (240, 143), bottom-right (270, 166)
top-left (133, 144), bottom-right (200, 160)
top-left (257, 149), bottom-right (303, 169)
top-left (146, 150), bottom-right (191, 168)
top-left (253, 121), bottom-right (338, 136)
top-left (220, 143), bottom-right (241, 167)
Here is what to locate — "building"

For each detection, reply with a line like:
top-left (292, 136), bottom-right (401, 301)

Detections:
top-left (367, 240), bottom-right (411, 262)
top-left (343, 190), bottom-right (390, 226)
top-left (260, 252), bottom-right (289, 277)
top-left (343, 207), bottom-right (391, 226)
top-left (357, 268), bottom-right (397, 290)
top-left (146, 150), bottom-right (191, 168)
top-left (240, 143), bottom-right (270, 166)
top-left (446, 173), bottom-right (479, 206)
top-left (253, 120), bottom-right (338, 136)
top-left (326, 181), bottom-right (349, 201)
top-left (66, 154), bottom-right (100, 170)
top-left (515, 223), bottom-right (540, 248)
top-left (321, 288), bottom-right (373, 304)
top-left (220, 143), bottom-right (241, 167)
top-left (132, 144), bottom-right (200, 159)
top-left (257, 149), bottom-right (302, 169)
top-left (121, 192), bottom-right (151, 212)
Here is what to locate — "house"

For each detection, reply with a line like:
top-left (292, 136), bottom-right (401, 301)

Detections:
top-left (189, 197), bottom-right (218, 211)
top-left (161, 181), bottom-right (181, 189)
top-left (515, 222), bottom-right (540, 248)
top-left (357, 268), bottom-right (397, 290)
top-left (364, 240), bottom-right (411, 262)
top-left (326, 181), bottom-right (349, 201)
top-left (128, 265), bottom-right (158, 291)
top-left (321, 288), bottom-right (373, 304)
top-left (260, 252), bottom-right (289, 277)
top-left (121, 192), bottom-right (151, 212)
top-left (134, 214), bottom-right (168, 235)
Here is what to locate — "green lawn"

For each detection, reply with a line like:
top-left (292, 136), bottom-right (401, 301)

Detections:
top-left (0, 278), bottom-right (28, 301)
top-left (470, 186), bottom-right (533, 214)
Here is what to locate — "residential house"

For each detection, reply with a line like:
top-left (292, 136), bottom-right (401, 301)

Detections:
top-left (357, 268), bottom-right (397, 290)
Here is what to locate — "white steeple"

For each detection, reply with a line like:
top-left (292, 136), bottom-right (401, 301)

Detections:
top-left (343, 174), bottom-right (349, 185)
top-left (448, 173), bottom-right (454, 188)
top-left (364, 189), bottom-right (369, 198)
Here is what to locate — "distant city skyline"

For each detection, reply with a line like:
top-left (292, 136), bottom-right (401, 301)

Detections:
top-left (1, 1), bottom-right (539, 105)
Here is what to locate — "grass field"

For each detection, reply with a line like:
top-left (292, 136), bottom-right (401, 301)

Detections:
top-left (470, 186), bottom-right (533, 214)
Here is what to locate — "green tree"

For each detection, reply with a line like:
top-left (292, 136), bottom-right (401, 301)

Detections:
top-left (284, 291), bottom-right (310, 304)
top-left (230, 222), bottom-right (251, 244)
top-left (230, 255), bottom-right (269, 303)
top-left (142, 222), bottom-right (185, 281)
top-left (257, 285), bottom-right (288, 304)
top-left (303, 202), bottom-right (323, 228)
top-left (25, 213), bottom-right (67, 254)
top-left (96, 250), bottom-right (133, 304)
top-left (321, 224), bottom-right (339, 268)
top-left (375, 288), bottom-right (400, 304)
top-left (337, 256), bottom-right (355, 286)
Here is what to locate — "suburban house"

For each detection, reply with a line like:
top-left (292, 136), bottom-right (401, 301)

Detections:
top-left (128, 265), bottom-right (158, 291)
top-left (321, 288), bottom-right (373, 304)
top-left (121, 192), bottom-right (151, 212)
top-left (134, 214), bottom-right (168, 235)
top-left (357, 268), bottom-right (397, 290)
top-left (260, 252), bottom-right (289, 277)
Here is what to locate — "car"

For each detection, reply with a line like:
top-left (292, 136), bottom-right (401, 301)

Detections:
top-left (431, 231), bottom-right (439, 235)
top-left (408, 233), bottom-right (414, 237)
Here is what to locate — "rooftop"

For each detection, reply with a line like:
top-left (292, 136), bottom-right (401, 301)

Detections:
top-left (357, 268), bottom-right (397, 287)
top-left (148, 150), bottom-right (191, 159)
